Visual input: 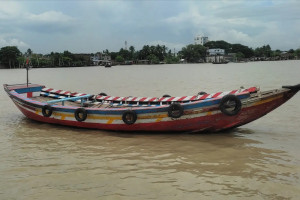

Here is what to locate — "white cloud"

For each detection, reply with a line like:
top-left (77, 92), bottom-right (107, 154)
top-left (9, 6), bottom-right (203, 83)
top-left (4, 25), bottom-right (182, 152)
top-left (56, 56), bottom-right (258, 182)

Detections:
top-left (1, 0), bottom-right (300, 53)
top-left (0, 1), bottom-right (22, 19)
top-left (162, 0), bottom-right (300, 50)
top-left (0, 1), bottom-right (75, 34)
top-left (25, 11), bottom-right (74, 24)
top-left (0, 36), bottom-right (29, 48)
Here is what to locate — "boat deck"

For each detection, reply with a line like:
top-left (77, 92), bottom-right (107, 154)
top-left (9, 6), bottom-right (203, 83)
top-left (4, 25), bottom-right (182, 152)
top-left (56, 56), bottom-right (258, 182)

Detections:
top-left (30, 88), bottom-right (287, 110)
top-left (31, 96), bottom-right (118, 108)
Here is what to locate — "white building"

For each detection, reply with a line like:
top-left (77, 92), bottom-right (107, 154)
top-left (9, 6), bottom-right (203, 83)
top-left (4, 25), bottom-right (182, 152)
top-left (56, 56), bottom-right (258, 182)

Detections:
top-left (207, 48), bottom-right (225, 56)
top-left (90, 53), bottom-right (111, 65)
top-left (194, 36), bottom-right (209, 45)
top-left (206, 48), bottom-right (227, 63)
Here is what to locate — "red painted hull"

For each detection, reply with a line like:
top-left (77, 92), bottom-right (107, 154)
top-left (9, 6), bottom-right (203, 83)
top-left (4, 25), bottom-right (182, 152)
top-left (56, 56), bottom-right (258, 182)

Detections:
top-left (12, 89), bottom-right (297, 132)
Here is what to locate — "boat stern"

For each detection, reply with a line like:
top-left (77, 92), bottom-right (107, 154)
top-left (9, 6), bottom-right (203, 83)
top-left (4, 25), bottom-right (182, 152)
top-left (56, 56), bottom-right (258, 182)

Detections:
top-left (4, 83), bottom-right (45, 98)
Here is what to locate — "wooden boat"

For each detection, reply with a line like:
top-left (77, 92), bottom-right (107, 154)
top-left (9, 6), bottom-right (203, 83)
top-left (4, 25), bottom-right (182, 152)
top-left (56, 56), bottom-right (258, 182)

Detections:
top-left (3, 83), bottom-right (300, 132)
top-left (212, 60), bottom-right (229, 64)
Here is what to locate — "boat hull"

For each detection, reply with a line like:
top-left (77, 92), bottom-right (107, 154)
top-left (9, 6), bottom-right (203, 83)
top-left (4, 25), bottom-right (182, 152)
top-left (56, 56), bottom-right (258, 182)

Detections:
top-left (6, 84), bottom-right (298, 132)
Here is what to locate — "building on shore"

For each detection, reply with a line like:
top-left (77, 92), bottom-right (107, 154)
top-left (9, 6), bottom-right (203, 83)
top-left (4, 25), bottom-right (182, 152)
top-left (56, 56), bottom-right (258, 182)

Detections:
top-left (90, 53), bottom-right (111, 66)
top-left (206, 48), bottom-right (226, 63)
top-left (194, 36), bottom-right (209, 45)
top-left (207, 48), bottom-right (225, 56)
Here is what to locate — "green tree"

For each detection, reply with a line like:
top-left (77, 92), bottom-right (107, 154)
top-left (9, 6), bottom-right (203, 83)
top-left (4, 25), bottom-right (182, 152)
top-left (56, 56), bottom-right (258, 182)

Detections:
top-left (119, 48), bottom-right (130, 60)
top-left (254, 45), bottom-right (272, 57)
top-left (0, 46), bottom-right (21, 68)
top-left (231, 44), bottom-right (254, 58)
top-left (129, 46), bottom-right (135, 60)
top-left (178, 44), bottom-right (207, 63)
top-left (294, 48), bottom-right (300, 59)
top-left (17, 56), bottom-right (26, 68)
top-left (110, 52), bottom-right (118, 60)
top-left (103, 49), bottom-right (110, 55)
top-left (273, 49), bottom-right (281, 57)
top-left (137, 44), bottom-right (168, 61)
top-left (235, 52), bottom-right (245, 61)
top-left (138, 45), bottom-right (150, 60)
top-left (204, 40), bottom-right (231, 53)
top-left (147, 54), bottom-right (159, 64)
top-left (164, 56), bottom-right (179, 64)
top-left (26, 48), bottom-right (32, 57)
top-left (115, 55), bottom-right (124, 63)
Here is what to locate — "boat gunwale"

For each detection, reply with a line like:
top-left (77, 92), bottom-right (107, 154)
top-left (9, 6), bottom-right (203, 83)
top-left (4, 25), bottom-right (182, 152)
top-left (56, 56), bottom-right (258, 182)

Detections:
top-left (4, 83), bottom-right (299, 132)
top-left (5, 86), bottom-right (253, 115)
top-left (4, 83), bottom-right (293, 115)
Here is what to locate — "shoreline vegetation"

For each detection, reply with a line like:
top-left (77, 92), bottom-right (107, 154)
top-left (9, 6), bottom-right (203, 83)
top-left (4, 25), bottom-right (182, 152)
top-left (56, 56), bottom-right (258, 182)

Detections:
top-left (1, 40), bottom-right (300, 69)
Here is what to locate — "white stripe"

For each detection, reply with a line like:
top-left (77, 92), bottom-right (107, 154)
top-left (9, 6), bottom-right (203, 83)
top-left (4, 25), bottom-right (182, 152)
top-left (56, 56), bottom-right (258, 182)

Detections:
top-left (184, 96), bottom-right (194, 101)
top-left (161, 97), bottom-right (171, 102)
top-left (134, 97), bottom-right (143, 102)
top-left (144, 97), bottom-right (154, 102)
top-left (150, 98), bottom-right (159, 102)
top-left (231, 90), bottom-right (239, 95)
top-left (59, 90), bottom-right (66, 94)
top-left (96, 96), bottom-right (105, 100)
top-left (126, 97), bottom-right (135, 101)
top-left (114, 97), bottom-right (122, 101)
top-left (172, 97), bottom-right (181, 101)
top-left (220, 91), bottom-right (230, 96)
top-left (51, 89), bottom-right (58, 93)
top-left (42, 87), bottom-right (50, 91)
top-left (106, 97), bottom-right (114, 101)
top-left (206, 94), bottom-right (214, 99)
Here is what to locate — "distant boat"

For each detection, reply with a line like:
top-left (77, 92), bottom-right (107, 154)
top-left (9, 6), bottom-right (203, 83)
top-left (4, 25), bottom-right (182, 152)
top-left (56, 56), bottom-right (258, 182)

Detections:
top-left (4, 83), bottom-right (300, 132)
top-left (105, 62), bottom-right (111, 67)
top-left (212, 60), bottom-right (229, 64)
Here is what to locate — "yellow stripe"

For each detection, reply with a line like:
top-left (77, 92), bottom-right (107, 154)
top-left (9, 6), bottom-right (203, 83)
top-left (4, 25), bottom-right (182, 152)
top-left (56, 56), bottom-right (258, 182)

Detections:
top-left (253, 94), bottom-right (282, 106)
top-left (139, 113), bottom-right (168, 119)
top-left (52, 111), bottom-right (169, 122)
top-left (88, 115), bottom-right (121, 120)
top-left (107, 119), bottom-right (114, 124)
top-left (206, 111), bottom-right (212, 116)
top-left (53, 112), bottom-right (73, 117)
top-left (53, 112), bottom-right (121, 121)
top-left (156, 118), bottom-right (163, 122)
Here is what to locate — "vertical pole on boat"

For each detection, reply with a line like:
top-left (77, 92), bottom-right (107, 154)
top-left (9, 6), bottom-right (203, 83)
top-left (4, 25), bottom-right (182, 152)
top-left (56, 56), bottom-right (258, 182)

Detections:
top-left (26, 58), bottom-right (29, 87)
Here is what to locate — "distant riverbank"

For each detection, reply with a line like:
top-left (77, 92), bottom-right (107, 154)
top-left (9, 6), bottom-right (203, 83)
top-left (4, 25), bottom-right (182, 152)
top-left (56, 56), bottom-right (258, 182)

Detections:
top-left (1, 59), bottom-right (299, 70)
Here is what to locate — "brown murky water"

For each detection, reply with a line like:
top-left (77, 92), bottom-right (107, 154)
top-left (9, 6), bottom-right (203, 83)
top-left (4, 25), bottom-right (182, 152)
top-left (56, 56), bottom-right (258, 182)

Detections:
top-left (1, 61), bottom-right (300, 199)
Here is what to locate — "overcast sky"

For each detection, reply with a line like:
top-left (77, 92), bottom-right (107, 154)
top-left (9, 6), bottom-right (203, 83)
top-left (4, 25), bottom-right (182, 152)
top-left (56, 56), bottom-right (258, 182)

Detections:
top-left (0, 0), bottom-right (299, 54)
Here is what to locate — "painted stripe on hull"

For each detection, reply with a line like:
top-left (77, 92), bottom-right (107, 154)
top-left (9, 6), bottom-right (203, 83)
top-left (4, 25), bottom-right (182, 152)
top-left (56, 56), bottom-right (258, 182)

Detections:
top-left (13, 91), bottom-right (293, 132)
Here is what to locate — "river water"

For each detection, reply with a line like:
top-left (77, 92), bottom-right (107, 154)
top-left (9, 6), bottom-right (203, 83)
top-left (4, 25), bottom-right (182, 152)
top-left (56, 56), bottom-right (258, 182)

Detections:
top-left (0, 61), bottom-right (300, 199)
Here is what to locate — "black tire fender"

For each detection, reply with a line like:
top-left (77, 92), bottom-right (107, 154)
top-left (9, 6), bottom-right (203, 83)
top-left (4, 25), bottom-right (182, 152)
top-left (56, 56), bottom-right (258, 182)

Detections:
top-left (122, 110), bottom-right (137, 125)
top-left (219, 94), bottom-right (242, 116)
top-left (74, 108), bottom-right (88, 122)
top-left (168, 103), bottom-right (184, 118)
top-left (42, 105), bottom-right (53, 117)
top-left (198, 91), bottom-right (207, 95)
top-left (99, 92), bottom-right (107, 96)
